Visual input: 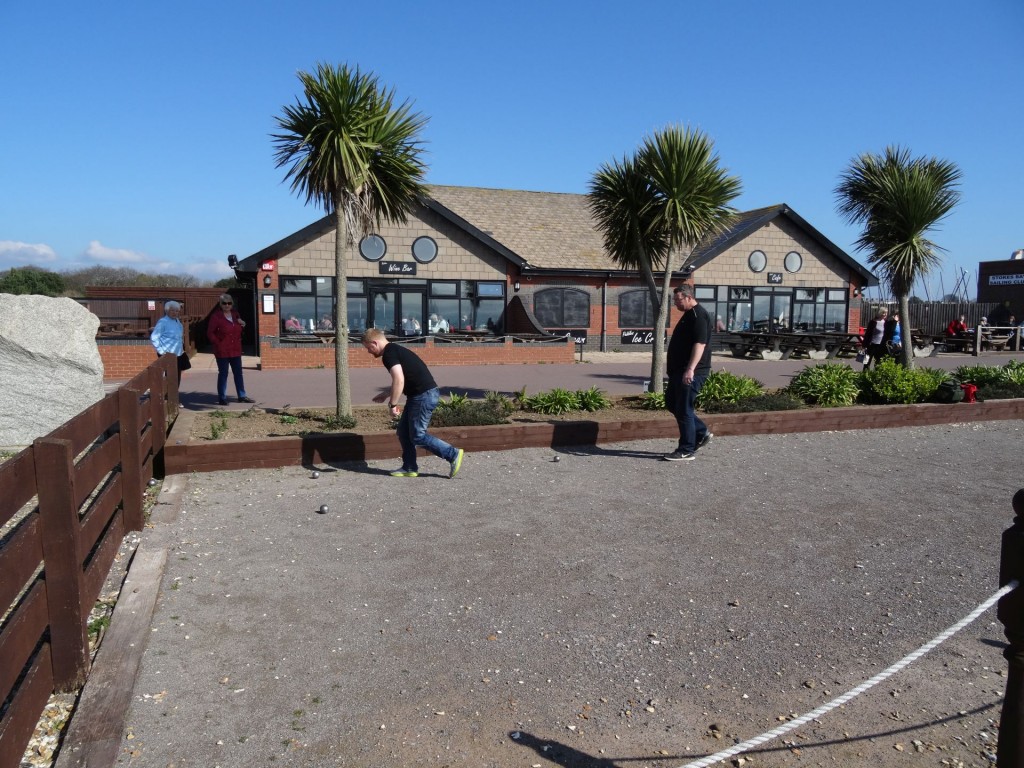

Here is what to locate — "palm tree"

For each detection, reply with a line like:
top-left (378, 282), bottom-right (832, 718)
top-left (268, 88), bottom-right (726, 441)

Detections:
top-left (835, 146), bottom-right (962, 368)
top-left (589, 126), bottom-right (740, 392)
top-left (272, 63), bottom-right (428, 417)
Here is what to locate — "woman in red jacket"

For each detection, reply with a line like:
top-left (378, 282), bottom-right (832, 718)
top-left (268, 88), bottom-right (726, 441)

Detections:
top-left (207, 294), bottom-right (254, 405)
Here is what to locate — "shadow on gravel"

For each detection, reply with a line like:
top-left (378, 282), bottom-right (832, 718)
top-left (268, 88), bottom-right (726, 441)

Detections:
top-left (510, 731), bottom-right (619, 767)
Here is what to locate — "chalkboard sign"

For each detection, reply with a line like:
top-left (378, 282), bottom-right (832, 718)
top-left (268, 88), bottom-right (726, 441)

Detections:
top-left (767, 272), bottom-right (783, 284)
top-left (551, 329), bottom-right (587, 345)
top-left (379, 261), bottom-right (417, 275)
top-left (621, 329), bottom-right (658, 345)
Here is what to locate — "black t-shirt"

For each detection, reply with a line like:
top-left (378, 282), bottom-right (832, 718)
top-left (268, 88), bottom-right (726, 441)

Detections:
top-left (381, 343), bottom-right (437, 397)
top-left (667, 302), bottom-right (713, 377)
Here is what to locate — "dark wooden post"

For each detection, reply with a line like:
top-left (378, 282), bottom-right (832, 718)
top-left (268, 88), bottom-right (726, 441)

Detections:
top-left (998, 488), bottom-right (1024, 768)
top-left (34, 437), bottom-right (91, 691)
top-left (118, 388), bottom-right (144, 531)
top-left (148, 362), bottom-right (167, 456)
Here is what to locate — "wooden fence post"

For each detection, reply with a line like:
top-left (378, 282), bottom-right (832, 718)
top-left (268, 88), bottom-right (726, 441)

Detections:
top-left (33, 437), bottom-right (91, 691)
top-left (998, 488), bottom-right (1024, 768)
top-left (148, 362), bottom-right (167, 456)
top-left (118, 388), bottom-right (144, 531)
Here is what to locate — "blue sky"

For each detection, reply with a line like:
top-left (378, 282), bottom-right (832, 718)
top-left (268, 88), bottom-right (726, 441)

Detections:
top-left (2, 1), bottom-right (1021, 298)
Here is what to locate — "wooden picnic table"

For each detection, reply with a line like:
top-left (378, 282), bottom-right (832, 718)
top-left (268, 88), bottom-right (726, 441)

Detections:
top-left (726, 331), bottom-right (862, 360)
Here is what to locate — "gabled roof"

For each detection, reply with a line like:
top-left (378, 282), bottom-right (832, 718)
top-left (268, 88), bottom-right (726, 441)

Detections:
top-left (687, 204), bottom-right (878, 285)
top-left (239, 185), bottom-right (876, 285)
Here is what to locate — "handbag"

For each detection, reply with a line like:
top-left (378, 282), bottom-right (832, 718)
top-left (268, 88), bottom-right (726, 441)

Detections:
top-left (855, 350), bottom-right (866, 364)
top-left (177, 353), bottom-right (192, 371)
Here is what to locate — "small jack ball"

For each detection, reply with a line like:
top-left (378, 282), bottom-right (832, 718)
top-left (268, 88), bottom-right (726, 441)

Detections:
top-left (318, 505), bottom-right (329, 514)
top-left (311, 471), bottom-right (320, 479)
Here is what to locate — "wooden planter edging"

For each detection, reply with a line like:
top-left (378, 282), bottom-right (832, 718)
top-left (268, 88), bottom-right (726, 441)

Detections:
top-left (164, 398), bottom-right (1024, 475)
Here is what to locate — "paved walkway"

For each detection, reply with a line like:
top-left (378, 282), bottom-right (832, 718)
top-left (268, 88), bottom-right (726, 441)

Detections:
top-left (176, 349), bottom-right (1023, 411)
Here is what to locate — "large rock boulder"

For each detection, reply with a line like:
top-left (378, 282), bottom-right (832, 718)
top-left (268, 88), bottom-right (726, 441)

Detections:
top-left (0, 294), bottom-right (105, 448)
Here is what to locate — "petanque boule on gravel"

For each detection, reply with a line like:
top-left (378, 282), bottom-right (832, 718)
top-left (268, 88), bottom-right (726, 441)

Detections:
top-left (317, 504), bottom-right (328, 514)
top-left (311, 471), bottom-right (320, 479)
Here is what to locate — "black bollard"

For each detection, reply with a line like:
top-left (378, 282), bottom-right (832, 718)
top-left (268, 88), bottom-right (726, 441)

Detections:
top-left (998, 488), bottom-right (1024, 768)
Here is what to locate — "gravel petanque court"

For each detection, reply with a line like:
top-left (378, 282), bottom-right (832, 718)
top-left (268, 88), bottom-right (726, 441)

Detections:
top-left (113, 421), bottom-right (1020, 767)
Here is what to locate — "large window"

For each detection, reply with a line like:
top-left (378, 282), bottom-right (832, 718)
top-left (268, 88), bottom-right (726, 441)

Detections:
top-left (534, 288), bottom-right (590, 328)
top-left (280, 277), bottom-right (335, 333)
top-left (619, 289), bottom-right (655, 328)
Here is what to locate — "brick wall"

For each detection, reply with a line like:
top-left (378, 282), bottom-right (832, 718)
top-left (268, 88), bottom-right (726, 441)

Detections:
top-left (98, 342), bottom-right (159, 380)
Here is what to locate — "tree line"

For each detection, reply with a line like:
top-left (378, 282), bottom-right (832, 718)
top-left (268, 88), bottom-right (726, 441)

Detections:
top-left (0, 265), bottom-right (236, 297)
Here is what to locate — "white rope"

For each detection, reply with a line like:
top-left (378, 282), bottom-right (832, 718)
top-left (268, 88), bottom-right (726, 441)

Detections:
top-left (678, 580), bottom-right (1018, 768)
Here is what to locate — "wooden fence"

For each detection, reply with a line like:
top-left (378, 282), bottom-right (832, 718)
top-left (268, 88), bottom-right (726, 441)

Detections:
top-left (0, 355), bottom-right (179, 768)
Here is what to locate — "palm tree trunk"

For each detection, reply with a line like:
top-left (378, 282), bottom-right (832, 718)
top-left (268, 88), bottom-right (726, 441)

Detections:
top-left (898, 293), bottom-right (914, 369)
top-left (649, 253), bottom-right (676, 393)
top-left (333, 206), bottom-right (353, 418)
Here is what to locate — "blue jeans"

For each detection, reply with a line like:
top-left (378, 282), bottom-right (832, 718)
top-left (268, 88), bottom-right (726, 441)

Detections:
top-left (215, 356), bottom-right (247, 401)
top-left (665, 373), bottom-right (708, 454)
top-left (397, 388), bottom-right (457, 472)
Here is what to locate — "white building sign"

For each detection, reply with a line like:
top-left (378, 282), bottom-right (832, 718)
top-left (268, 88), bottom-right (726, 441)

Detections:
top-left (988, 274), bottom-right (1024, 286)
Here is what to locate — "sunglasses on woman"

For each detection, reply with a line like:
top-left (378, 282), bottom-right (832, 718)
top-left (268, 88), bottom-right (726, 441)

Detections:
top-left (221, 301), bottom-right (233, 306)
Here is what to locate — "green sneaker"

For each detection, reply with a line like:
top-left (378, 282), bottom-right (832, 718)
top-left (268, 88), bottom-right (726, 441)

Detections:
top-left (449, 448), bottom-right (464, 479)
top-left (389, 469), bottom-right (419, 478)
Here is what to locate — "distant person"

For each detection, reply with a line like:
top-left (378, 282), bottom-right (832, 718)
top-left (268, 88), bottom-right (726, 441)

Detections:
top-left (150, 300), bottom-right (187, 383)
top-left (946, 315), bottom-right (968, 337)
top-left (884, 310), bottom-right (903, 359)
top-left (362, 328), bottom-right (464, 479)
top-left (663, 285), bottom-right (713, 462)
top-left (428, 313), bottom-right (449, 333)
top-left (402, 316), bottom-right (421, 334)
top-left (207, 294), bottom-right (254, 406)
top-left (715, 315), bottom-right (726, 332)
top-left (862, 308), bottom-right (888, 370)
top-left (284, 314), bottom-right (302, 332)
top-left (317, 314), bottom-right (334, 331)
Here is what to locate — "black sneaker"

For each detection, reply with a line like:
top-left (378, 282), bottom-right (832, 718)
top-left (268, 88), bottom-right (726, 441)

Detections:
top-left (697, 432), bottom-right (713, 449)
top-left (662, 450), bottom-right (695, 461)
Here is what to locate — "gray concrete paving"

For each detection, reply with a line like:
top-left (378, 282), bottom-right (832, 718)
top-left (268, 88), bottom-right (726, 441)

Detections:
top-left (177, 350), bottom-right (1024, 411)
top-left (75, 416), bottom-right (1022, 767)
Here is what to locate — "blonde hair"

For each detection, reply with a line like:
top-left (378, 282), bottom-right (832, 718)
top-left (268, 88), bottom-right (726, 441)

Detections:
top-left (361, 328), bottom-right (386, 344)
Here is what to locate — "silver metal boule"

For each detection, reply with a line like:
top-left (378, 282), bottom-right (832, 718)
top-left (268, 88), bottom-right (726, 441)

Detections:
top-left (553, 456), bottom-right (560, 462)
top-left (311, 471), bottom-right (320, 479)
top-left (318, 505), bottom-right (329, 514)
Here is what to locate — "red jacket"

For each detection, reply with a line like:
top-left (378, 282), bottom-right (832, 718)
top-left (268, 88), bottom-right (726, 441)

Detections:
top-left (207, 310), bottom-right (244, 358)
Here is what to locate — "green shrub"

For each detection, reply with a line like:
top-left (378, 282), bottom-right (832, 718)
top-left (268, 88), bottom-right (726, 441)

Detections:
top-left (858, 358), bottom-right (929, 404)
top-left (430, 398), bottom-right (510, 427)
top-left (523, 387), bottom-right (581, 415)
top-left (953, 364), bottom-right (1006, 387)
top-left (1001, 360), bottom-right (1024, 386)
top-left (295, 409), bottom-right (358, 431)
top-left (704, 391), bottom-right (804, 413)
top-left (575, 386), bottom-right (612, 412)
top-left (695, 370), bottom-right (764, 409)
top-left (787, 363), bottom-right (860, 407)
top-left (484, 390), bottom-right (516, 417)
top-left (638, 391), bottom-right (666, 410)
top-left (279, 414), bottom-right (299, 425)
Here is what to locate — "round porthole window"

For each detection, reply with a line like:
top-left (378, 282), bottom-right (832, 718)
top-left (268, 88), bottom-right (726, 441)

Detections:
top-left (784, 251), bottom-right (803, 273)
top-left (359, 234), bottom-right (387, 261)
top-left (748, 250), bottom-right (767, 273)
top-left (412, 236), bottom-right (438, 264)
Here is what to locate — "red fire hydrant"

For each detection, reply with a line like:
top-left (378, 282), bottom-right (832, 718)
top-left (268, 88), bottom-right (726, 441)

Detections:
top-left (960, 383), bottom-right (978, 403)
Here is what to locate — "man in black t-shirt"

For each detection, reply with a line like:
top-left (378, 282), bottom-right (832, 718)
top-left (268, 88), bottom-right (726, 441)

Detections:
top-left (362, 329), bottom-right (464, 478)
top-left (663, 285), bottom-right (713, 461)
